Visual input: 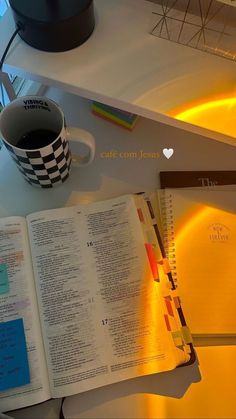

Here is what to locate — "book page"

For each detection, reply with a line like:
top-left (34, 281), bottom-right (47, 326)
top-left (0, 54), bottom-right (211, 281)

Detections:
top-left (27, 196), bottom-right (181, 398)
top-left (0, 217), bottom-right (50, 412)
top-left (159, 189), bottom-right (236, 335)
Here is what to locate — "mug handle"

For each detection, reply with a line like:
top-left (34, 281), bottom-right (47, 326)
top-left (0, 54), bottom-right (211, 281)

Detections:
top-left (66, 127), bottom-right (95, 166)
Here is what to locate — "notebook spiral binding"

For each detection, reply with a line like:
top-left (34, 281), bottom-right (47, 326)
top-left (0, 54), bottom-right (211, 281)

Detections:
top-left (160, 191), bottom-right (178, 285)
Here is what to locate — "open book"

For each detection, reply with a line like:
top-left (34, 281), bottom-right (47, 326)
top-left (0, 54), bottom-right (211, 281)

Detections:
top-left (0, 194), bottom-right (194, 412)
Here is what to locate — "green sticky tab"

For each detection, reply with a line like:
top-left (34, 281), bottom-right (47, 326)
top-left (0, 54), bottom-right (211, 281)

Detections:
top-left (0, 264), bottom-right (9, 294)
top-left (181, 326), bottom-right (193, 344)
top-left (172, 330), bottom-right (183, 347)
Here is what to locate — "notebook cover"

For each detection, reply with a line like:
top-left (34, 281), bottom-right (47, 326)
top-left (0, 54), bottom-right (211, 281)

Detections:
top-left (160, 171), bottom-right (236, 188)
top-left (159, 188), bottom-right (236, 335)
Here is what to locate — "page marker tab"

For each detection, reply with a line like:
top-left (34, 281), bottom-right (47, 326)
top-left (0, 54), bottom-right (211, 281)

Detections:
top-left (164, 314), bottom-right (171, 331)
top-left (146, 229), bottom-right (155, 244)
top-left (145, 243), bottom-right (159, 281)
top-left (146, 230), bottom-right (160, 259)
top-left (162, 258), bottom-right (171, 274)
top-left (172, 330), bottom-right (183, 347)
top-left (181, 326), bottom-right (193, 344)
top-left (0, 319), bottom-right (30, 391)
top-left (0, 264), bottom-right (9, 294)
top-left (165, 297), bottom-right (174, 316)
top-left (146, 199), bottom-right (155, 219)
top-left (137, 208), bottom-right (144, 223)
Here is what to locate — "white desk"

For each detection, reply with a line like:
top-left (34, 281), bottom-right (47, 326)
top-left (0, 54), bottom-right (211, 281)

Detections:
top-left (0, 0), bottom-right (236, 145)
top-left (1, 87), bottom-right (236, 220)
top-left (1, 88), bottom-right (236, 418)
top-left (8, 343), bottom-right (236, 419)
top-left (62, 346), bottom-right (236, 419)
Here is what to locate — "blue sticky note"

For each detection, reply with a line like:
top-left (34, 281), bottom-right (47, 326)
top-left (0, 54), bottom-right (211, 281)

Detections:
top-left (0, 319), bottom-right (30, 391)
top-left (0, 264), bottom-right (9, 294)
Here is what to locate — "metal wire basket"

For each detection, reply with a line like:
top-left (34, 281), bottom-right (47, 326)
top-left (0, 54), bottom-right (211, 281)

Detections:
top-left (149, 0), bottom-right (236, 61)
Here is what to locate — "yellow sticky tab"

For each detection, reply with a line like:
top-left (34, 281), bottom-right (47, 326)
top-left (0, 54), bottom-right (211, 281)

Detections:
top-left (146, 229), bottom-right (155, 244)
top-left (171, 289), bottom-right (179, 297)
top-left (145, 243), bottom-right (159, 281)
top-left (152, 244), bottom-right (160, 260)
top-left (181, 326), bottom-right (193, 344)
top-left (171, 331), bottom-right (183, 347)
top-left (162, 258), bottom-right (171, 274)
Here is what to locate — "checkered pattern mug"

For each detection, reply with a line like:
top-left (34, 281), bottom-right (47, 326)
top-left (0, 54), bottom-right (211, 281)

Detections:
top-left (0, 96), bottom-right (95, 188)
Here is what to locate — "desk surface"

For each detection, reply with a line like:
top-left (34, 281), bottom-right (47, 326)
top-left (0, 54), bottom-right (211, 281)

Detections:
top-left (1, 88), bottom-right (236, 418)
top-left (63, 345), bottom-right (236, 419)
top-left (1, 87), bottom-right (236, 220)
top-left (9, 346), bottom-right (236, 419)
top-left (1, 0), bottom-right (236, 145)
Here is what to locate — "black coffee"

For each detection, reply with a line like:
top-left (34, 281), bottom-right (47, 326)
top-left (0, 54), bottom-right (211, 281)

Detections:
top-left (16, 129), bottom-right (58, 150)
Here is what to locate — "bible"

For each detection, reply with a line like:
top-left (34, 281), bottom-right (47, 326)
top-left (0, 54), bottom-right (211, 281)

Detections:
top-left (0, 194), bottom-right (194, 412)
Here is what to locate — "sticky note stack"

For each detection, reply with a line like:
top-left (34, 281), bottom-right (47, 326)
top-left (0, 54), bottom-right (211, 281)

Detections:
top-left (92, 101), bottom-right (139, 130)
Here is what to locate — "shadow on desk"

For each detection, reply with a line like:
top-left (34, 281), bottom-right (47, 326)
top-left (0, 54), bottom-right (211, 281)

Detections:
top-left (63, 359), bottom-right (200, 418)
top-left (63, 345), bottom-right (236, 419)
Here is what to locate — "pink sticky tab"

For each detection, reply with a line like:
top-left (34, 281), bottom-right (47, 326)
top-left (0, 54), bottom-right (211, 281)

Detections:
top-left (145, 243), bottom-right (159, 280)
top-left (164, 314), bottom-right (171, 331)
top-left (165, 297), bottom-right (174, 317)
top-left (173, 296), bottom-right (181, 309)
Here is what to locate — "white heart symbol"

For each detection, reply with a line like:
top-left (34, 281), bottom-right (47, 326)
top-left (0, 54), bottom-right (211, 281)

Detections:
top-left (163, 148), bottom-right (174, 159)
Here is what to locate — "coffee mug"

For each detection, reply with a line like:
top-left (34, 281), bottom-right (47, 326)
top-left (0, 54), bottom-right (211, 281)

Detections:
top-left (0, 96), bottom-right (95, 188)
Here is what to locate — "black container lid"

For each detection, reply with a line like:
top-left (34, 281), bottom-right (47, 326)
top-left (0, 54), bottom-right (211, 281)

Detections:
top-left (9, 0), bottom-right (92, 23)
top-left (9, 0), bottom-right (95, 52)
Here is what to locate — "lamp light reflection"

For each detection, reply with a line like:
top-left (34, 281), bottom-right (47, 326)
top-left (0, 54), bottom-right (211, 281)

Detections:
top-left (174, 97), bottom-right (236, 138)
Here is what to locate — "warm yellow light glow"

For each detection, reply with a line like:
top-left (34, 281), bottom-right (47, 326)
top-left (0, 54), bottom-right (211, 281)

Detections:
top-left (175, 206), bottom-right (210, 244)
top-left (174, 97), bottom-right (236, 138)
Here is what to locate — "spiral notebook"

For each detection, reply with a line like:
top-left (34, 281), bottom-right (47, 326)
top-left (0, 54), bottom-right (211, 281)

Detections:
top-left (156, 188), bottom-right (236, 336)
